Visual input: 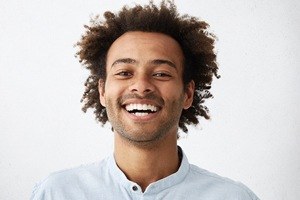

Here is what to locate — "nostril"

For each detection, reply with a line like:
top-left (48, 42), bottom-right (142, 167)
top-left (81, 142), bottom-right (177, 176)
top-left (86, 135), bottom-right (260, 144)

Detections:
top-left (130, 88), bottom-right (152, 93)
top-left (129, 78), bottom-right (155, 93)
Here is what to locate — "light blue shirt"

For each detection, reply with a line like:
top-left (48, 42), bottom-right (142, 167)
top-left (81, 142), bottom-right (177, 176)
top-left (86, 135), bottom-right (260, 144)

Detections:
top-left (31, 148), bottom-right (259, 200)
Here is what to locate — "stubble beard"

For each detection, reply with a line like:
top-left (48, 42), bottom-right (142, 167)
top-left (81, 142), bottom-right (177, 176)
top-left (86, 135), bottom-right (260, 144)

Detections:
top-left (105, 94), bottom-right (185, 149)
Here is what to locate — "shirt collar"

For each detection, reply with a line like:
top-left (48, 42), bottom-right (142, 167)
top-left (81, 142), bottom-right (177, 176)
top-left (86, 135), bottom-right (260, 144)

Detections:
top-left (108, 146), bottom-right (190, 194)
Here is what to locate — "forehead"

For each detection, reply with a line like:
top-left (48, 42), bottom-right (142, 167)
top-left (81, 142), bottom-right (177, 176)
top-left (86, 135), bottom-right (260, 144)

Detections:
top-left (106, 31), bottom-right (184, 67)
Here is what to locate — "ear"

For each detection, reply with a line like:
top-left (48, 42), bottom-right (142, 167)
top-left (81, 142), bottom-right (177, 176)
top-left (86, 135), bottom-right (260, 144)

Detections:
top-left (183, 80), bottom-right (195, 110)
top-left (98, 79), bottom-right (106, 107)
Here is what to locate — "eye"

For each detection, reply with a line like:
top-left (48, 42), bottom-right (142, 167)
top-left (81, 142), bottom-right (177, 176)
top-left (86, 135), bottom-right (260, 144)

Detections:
top-left (153, 72), bottom-right (172, 78)
top-left (114, 71), bottom-right (133, 79)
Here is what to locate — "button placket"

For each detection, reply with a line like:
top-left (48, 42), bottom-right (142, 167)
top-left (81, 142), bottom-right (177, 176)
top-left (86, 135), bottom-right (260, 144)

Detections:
top-left (132, 185), bottom-right (138, 191)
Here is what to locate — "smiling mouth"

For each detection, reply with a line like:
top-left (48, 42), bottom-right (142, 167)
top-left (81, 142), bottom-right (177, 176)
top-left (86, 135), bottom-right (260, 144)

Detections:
top-left (124, 104), bottom-right (159, 117)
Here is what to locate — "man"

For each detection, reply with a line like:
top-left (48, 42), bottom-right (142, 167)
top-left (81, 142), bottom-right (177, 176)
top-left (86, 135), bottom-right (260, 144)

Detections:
top-left (31, 1), bottom-right (259, 199)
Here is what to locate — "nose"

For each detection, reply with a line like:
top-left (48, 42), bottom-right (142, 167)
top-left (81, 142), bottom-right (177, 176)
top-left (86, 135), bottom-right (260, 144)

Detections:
top-left (129, 74), bottom-right (155, 95)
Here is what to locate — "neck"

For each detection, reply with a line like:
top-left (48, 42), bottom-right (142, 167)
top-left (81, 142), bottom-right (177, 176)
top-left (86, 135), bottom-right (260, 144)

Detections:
top-left (114, 131), bottom-right (179, 192)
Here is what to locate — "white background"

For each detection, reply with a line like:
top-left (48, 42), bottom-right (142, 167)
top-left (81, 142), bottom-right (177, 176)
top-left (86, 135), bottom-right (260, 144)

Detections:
top-left (0, 0), bottom-right (299, 199)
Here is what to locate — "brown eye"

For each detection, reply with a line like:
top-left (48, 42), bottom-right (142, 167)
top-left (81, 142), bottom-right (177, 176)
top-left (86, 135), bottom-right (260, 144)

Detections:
top-left (115, 71), bottom-right (132, 76)
top-left (114, 71), bottom-right (133, 79)
top-left (153, 72), bottom-right (171, 77)
top-left (153, 72), bottom-right (172, 78)
top-left (153, 72), bottom-right (172, 81)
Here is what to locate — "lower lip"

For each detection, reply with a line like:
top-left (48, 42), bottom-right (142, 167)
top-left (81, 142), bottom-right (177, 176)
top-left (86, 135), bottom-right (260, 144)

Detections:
top-left (123, 109), bottom-right (160, 121)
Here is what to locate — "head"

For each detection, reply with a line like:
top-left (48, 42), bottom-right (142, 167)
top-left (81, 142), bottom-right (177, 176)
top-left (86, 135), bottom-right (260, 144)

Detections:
top-left (76, 0), bottom-right (219, 134)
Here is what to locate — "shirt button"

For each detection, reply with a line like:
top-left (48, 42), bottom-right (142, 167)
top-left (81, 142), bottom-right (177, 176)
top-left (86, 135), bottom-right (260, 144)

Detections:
top-left (132, 185), bottom-right (138, 191)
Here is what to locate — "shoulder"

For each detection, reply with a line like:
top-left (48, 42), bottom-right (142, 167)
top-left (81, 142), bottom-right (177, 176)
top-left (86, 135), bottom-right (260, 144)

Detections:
top-left (30, 158), bottom-right (109, 200)
top-left (184, 164), bottom-right (259, 200)
top-left (39, 161), bottom-right (103, 186)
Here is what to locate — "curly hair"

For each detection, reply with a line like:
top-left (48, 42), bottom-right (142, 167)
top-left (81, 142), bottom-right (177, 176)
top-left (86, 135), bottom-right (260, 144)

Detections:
top-left (76, 0), bottom-right (219, 133)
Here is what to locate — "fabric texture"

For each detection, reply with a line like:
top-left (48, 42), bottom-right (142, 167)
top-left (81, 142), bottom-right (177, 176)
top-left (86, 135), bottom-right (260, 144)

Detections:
top-left (31, 148), bottom-right (259, 200)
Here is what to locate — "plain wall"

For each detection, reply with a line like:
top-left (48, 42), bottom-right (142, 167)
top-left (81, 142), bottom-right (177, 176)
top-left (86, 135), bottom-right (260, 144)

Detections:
top-left (0, 0), bottom-right (299, 199)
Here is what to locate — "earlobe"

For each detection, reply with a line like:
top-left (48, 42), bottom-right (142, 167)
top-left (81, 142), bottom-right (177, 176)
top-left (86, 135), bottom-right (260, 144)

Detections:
top-left (98, 79), bottom-right (106, 107)
top-left (183, 80), bottom-right (195, 109)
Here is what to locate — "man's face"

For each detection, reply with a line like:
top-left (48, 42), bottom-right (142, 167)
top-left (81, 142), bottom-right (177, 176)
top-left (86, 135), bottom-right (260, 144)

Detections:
top-left (99, 31), bottom-right (194, 145)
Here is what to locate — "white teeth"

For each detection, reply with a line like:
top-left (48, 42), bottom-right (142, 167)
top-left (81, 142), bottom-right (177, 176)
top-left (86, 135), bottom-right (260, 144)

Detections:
top-left (137, 104), bottom-right (143, 110)
top-left (142, 104), bottom-right (147, 110)
top-left (125, 104), bottom-right (158, 112)
top-left (134, 112), bottom-right (149, 117)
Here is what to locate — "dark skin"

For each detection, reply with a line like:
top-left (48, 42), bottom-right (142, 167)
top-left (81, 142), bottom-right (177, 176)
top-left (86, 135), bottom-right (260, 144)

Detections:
top-left (98, 32), bottom-right (194, 191)
top-left (77, 1), bottom-right (219, 135)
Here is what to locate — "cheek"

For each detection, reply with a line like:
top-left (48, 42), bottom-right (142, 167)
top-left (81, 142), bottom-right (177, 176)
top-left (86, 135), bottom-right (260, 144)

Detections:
top-left (165, 92), bottom-right (185, 107)
top-left (102, 85), bottom-right (124, 107)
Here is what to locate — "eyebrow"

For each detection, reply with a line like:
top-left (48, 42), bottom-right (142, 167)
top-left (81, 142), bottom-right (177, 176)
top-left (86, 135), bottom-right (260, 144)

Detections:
top-left (111, 58), bottom-right (176, 69)
top-left (111, 58), bottom-right (136, 67)
top-left (150, 59), bottom-right (176, 69)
